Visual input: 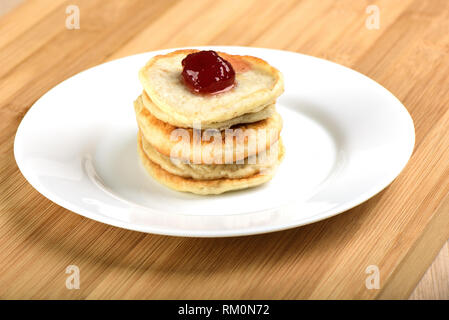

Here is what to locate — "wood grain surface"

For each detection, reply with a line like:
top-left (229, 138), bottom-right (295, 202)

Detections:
top-left (1, 0), bottom-right (448, 299)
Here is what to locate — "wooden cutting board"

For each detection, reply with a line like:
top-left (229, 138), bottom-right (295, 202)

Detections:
top-left (0, 0), bottom-right (448, 299)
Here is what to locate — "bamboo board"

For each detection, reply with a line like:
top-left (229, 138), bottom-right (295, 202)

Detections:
top-left (0, 0), bottom-right (448, 299)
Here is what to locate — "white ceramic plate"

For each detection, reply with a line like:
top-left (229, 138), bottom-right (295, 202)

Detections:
top-left (14, 46), bottom-right (415, 237)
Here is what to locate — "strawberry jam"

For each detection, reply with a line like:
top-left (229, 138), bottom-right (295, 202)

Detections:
top-left (181, 50), bottom-right (235, 94)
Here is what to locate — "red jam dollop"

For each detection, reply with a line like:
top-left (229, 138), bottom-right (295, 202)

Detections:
top-left (181, 50), bottom-right (235, 94)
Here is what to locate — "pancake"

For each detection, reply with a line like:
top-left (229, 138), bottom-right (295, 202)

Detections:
top-left (138, 49), bottom-right (284, 125)
top-left (134, 95), bottom-right (283, 164)
top-left (141, 91), bottom-right (276, 129)
top-left (140, 131), bottom-right (283, 180)
top-left (137, 134), bottom-right (285, 195)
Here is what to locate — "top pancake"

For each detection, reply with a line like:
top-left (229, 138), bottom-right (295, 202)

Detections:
top-left (138, 49), bottom-right (284, 126)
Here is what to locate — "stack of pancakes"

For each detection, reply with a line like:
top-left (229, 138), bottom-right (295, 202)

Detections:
top-left (134, 49), bottom-right (285, 195)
